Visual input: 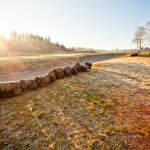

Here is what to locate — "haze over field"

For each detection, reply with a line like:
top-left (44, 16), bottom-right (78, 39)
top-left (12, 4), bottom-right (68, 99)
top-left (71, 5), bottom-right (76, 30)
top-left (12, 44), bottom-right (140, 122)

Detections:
top-left (0, 0), bottom-right (150, 50)
top-left (0, 1), bottom-right (150, 150)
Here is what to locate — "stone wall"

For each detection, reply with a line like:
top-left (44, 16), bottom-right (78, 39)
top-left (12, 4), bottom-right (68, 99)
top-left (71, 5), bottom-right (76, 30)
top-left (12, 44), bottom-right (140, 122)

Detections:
top-left (0, 62), bottom-right (92, 98)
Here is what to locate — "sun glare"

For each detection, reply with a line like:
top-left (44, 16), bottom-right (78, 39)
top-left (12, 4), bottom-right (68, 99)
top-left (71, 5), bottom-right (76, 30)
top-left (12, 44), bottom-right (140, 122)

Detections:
top-left (0, 30), bottom-right (10, 39)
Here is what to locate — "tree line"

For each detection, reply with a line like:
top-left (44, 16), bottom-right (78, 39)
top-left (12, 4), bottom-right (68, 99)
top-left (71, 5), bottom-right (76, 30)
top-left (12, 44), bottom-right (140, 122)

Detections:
top-left (0, 31), bottom-right (67, 53)
top-left (11, 31), bottom-right (51, 44)
top-left (133, 21), bottom-right (150, 52)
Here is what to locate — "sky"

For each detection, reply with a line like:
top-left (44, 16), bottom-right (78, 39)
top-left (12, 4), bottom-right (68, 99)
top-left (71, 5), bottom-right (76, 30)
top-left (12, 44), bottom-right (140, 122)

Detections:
top-left (0, 0), bottom-right (150, 50)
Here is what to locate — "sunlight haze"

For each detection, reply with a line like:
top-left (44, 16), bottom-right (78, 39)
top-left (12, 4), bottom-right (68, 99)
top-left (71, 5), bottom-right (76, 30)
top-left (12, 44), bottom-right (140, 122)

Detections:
top-left (0, 0), bottom-right (150, 49)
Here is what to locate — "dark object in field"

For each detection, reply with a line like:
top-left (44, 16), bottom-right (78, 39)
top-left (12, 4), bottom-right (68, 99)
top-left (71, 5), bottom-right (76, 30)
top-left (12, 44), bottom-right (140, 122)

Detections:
top-left (63, 66), bottom-right (72, 76)
top-left (20, 79), bottom-right (38, 91)
top-left (35, 77), bottom-right (41, 86)
top-left (48, 71), bottom-right (56, 82)
top-left (10, 82), bottom-right (22, 96)
top-left (81, 65), bottom-right (90, 72)
top-left (29, 80), bottom-right (38, 90)
top-left (20, 80), bottom-right (28, 91)
top-left (76, 62), bottom-right (80, 65)
top-left (0, 62), bottom-right (92, 98)
top-left (12, 88), bottom-right (22, 96)
top-left (0, 82), bottom-right (21, 97)
top-left (130, 53), bottom-right (139, 57)
top-left (74, 62), bottom-right (82, 72)
top-left (70, 67), bottom-right (78, 75)
top-left (53, 68), bottom-right (65, 79)
top-left (32, 73), bottom-right (55, 89)
top-left (85, 62), bottom-right (92, 69)
top-left (40, 75), bottom-right (50, 86)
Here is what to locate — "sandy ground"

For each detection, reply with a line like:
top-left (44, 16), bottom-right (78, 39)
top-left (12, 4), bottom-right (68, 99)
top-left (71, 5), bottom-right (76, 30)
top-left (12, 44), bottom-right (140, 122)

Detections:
top-left (0, 56), bottom-right (150, 150)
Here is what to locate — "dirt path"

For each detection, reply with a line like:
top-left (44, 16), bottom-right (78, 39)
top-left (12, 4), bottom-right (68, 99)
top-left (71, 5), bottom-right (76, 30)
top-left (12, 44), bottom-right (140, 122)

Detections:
top-left (0, 56), bottom-right (149, 149)
top-left (0, 53), bottom-right (127, 82)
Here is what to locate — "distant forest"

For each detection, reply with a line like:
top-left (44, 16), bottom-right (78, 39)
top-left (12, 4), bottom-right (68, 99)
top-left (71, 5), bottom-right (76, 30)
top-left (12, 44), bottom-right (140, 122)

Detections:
top-left (0, 31), bottom-right (130, 56)
top-left (0, 31), bottom-right (67, 55)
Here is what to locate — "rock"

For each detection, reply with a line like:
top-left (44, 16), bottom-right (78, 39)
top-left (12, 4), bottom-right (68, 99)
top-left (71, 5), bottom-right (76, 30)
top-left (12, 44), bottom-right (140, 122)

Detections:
top-left (80, 65), bottom-right (89, 72)
top-left (53, 68), bottom-right (65, 79)
top-left (35, 75), bottom-right (49, 87)
top-left (48, 71), bottom-right (56, 82)
top-left (40, 75), bottom-right (50, 86)
top-left (29, 80), bottom-right (38, 90)
top-left (70, 67), bottom-right (78, 75)
top-left (130, 53), bottom-right (139, 57)
top-left (9, 82), bottom-right (20, 89)
top-left (20, 80), bottom-right (33, 91)
top-left (53, 68), bottom-right (61, 74)
top-left (0, 82), bottom-right (14, 97)
top-left (0, 83), bottom-right (10, 97)
top-left (1, 83), bottom-right (14, 94)
top-left (76, 62), bottom-right (80, 65)
top-left (0, 82), bottom-right (21, 97)
top-left (76, 62), bottom-right (83, 71)
top-left (63, 66), bottom-right (71, 76)
top-left (12, 88), bottom-right (22, 96)
top-left (0, 62), bottom-right (93, 97)
top-left (0, 84), bottom-right (5, 94)
top-left (74, 64), bottom-right (82, 72)
top-left (85, 62), bottom-right (92, 69)
top-left (35, 77), bottom-right (41, 86)
top-left (20, 80), bottom-right (27, 91)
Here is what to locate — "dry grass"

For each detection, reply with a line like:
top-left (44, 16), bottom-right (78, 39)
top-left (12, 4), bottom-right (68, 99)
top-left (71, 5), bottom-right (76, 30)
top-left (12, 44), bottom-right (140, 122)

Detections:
top-left (0, 56), bottom-right (150, 149)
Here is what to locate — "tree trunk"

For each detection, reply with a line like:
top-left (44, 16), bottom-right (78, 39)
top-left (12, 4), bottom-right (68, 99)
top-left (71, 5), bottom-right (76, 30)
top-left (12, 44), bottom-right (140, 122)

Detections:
top-left (139, 38), bottom-right (141, 53)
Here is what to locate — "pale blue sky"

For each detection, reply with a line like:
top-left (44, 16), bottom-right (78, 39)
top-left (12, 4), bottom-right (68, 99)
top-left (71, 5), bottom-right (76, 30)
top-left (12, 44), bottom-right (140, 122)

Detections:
top-left (0, 0), bottom-right (150, 49)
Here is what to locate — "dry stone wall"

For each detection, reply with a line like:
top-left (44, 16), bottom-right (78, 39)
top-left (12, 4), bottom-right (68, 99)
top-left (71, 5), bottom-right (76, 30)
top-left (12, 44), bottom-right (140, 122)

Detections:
top-left (0, 62), bottom-right (92, 98)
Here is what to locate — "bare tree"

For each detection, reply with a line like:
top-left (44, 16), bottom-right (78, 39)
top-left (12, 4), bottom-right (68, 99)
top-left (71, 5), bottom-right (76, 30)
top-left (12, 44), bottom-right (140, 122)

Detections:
top-left (132, 26), bottom-right (146, 53)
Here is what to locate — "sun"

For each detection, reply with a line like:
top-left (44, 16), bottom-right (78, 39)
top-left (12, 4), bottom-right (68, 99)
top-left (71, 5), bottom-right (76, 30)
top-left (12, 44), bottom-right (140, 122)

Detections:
top-left (0, 30), bottom-right (10, 39)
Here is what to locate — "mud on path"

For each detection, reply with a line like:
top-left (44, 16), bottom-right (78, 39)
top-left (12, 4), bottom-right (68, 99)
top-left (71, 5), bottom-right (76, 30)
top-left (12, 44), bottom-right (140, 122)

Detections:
top-left (0, 56), bottom-right (150, 149)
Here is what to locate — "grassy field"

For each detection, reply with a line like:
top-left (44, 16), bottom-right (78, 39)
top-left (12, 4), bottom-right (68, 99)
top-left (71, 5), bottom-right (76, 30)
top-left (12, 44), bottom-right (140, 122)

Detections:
top-left (0, 56), bottom-right (150, 149)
